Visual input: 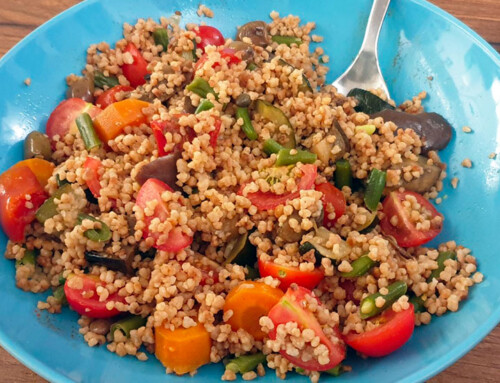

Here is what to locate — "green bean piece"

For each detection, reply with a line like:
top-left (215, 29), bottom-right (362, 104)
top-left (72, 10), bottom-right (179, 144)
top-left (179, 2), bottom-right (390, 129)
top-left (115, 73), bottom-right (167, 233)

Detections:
top-left (247, 62), bottom-right (258, 71)
top-left (275, 148), bottom-right (317, 166)
top-left (15, 249), bottom-right (36, 268)
top-left (334, 159), bottom-right (352, 189)
top-left (226, 353), bottom-right (266, 374)
top-left (409, 294), bottom-right (425, 313)
top-left (255, 100), bottom-right (296, 149)
top-left (360, 281), bottom-right (407, 319)
top-left (340, 254), bottom-right (376, 278)
top-left (76, 113), bottom-right (102, 151)
top-left (153, 28), bottom-right (169, 52)
top-left (325, 365), bottom-right (343, 376)
top-left (53, 285), bottom-right (67, 305)
top-left (236, 107), bottom-right (258, 140)
top-left (263, 139), bottom-right (284, 155)
top-left (271, 35), bottom-right (303, 46)
top-left (77, 213), bottom-right (112, 242)
top-left (58, 274), bottom-right (66, 285)
top-left (186, 77), bottom-right (218, 99)
top-left (110, 315), bottom-right (147, 340)
top-left (427, 251), bottom-right (456, 282)
top-left (195, 99), bottom-right (214, 114)
top-left (364, 168), bottom-right (386, 211)
top-left (36, 183), bottom-right (73, 224)
top-left (94, 71), bottom-right (120, 89)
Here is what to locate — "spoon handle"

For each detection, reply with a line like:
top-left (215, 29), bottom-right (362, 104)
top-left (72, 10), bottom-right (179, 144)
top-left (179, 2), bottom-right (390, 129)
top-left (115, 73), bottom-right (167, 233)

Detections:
top-left (360, 0), bottom-right (391, 54)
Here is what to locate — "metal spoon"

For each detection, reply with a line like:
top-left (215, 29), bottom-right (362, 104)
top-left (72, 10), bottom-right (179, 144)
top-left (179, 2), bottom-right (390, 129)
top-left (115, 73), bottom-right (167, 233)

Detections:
top-left (332, 0), bottom-right (391, 98)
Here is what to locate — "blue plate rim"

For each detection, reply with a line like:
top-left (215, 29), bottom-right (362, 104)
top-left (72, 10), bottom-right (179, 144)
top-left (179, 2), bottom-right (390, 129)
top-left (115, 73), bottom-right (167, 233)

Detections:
top-left (0, 0), bottom-right (498, 382)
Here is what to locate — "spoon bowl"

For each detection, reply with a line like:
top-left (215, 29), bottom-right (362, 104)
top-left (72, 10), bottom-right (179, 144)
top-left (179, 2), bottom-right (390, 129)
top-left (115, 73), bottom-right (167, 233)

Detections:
top-left (332, 0), bottom-right (391, 97)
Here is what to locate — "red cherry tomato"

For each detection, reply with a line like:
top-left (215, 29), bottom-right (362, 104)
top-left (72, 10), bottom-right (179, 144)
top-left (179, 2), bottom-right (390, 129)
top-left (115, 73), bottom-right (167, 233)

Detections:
top-left (194, 48), bottom-right (242, 71)
top-left (151, 121), bottom-right (168, 157)
top-left (46, 98), bottom-right (101, 140)
top-left (344, 305), bottom-right (415, 357)
top-left (195, 25), bottom-right (225, 53)
top-left (209, 117), bottom-right (222, 148)
top-left (258, 257), bottom-right (324, 291)
top-left (240, 164), bottom-right (318, 211)
top-left (83, 157), bottom-right (102, 198)
top-left (191, 258), bottom-right (221, 286)
top-left (268, 285), bottom-right (345, 371)
top-left (121, 43), bottom-right (150, 87)
top-left (150, 117), bottom-right (196, 157)
top-left (315, 182), bottom-right (346, 228)
top-left (64, 274), bottom-right (125, 318)
top-left (95, 85), bottom-right (134, 109)
top-left (380, 191), bottom-right (443, 248)
top-left (135, 178), bottom-right (193, 252)
top-left (0, 166), bottom-right (47, 241)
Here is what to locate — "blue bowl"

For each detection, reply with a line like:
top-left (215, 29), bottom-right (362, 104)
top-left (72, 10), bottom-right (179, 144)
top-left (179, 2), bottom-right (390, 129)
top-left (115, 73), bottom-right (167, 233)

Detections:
top-left (0, 0), bottom-right (499, 382)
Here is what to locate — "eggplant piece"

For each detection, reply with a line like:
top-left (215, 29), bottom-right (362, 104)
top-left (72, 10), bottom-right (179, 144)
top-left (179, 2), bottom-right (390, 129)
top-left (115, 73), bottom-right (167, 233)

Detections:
top-left (298, 242), bottom-right (323, 265)
top-left (24, 131), bottom-right (52, 160)
top-left (389, 156), bottom-right (442, 193)
top-left (311, 121), bottom-right (350, 164)
top-left (236, 21), bottom-right (270, 47)
top-left (372, 109), bottom-right (452, 153)
top-left (254, 100), bottom-right (296, 148)
top-left (277, 209), bottom-right (324, 244)
top-left (67, 76), bottom-right (95, 103)
top-left (135, 152), bottom-right (181, 190)
top-left (347, 88), bottom-right (395, 114)
top-left (277, 59), bottom-right (313, 94)
top-left (85, 251), bottom-right (133, 274)
top-left (223, 231), bottom-right (257, 266)
top-left (183, 96), bottom-right (197, 114)
top-left (227, 41), bottom-right (255, 61)
top-left (276, 213), bottom-right (305, 243)
top-left (358, 211), bottom-right (379, 234)
top-left (306, 226), bottom-right (351, 261)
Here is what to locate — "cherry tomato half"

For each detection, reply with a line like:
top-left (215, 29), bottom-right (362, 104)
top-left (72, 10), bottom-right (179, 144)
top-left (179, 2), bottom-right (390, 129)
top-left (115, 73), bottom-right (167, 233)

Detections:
top-left (258, 257), bottom-right (324, 291)
top-left (46, 98), bottom-right (101, 140)
top-left (150, 117), bottom-right (196, 157)
top-left (344, 305), bottom-right (415, 357)
top-left (135, 178), bottom-right (193, 253)
top-left (209, 117), bottom-right (222, 148)
top-left (96, 85), bottom-right (134, 109)
top-left (268, 285), bottom-right (345, 371)
top-left (121, 43), bottom-right (150, 87)
top-left (315, 182), bottom-right (346, 228)
top-left (83, 157), bottom-right (102, 198)
top-left (194, 48), bottom-right (242, 71)
top-left (0, 166), bottom-right (48, 241)
top-left (380, 191), bottom-right (442, 248)
top-left (64, 274), bottom-right (125, 318)
top-left (240, 164), bottom-right (318, 211)
top-left (195, 26), bottom-right (225, 53)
